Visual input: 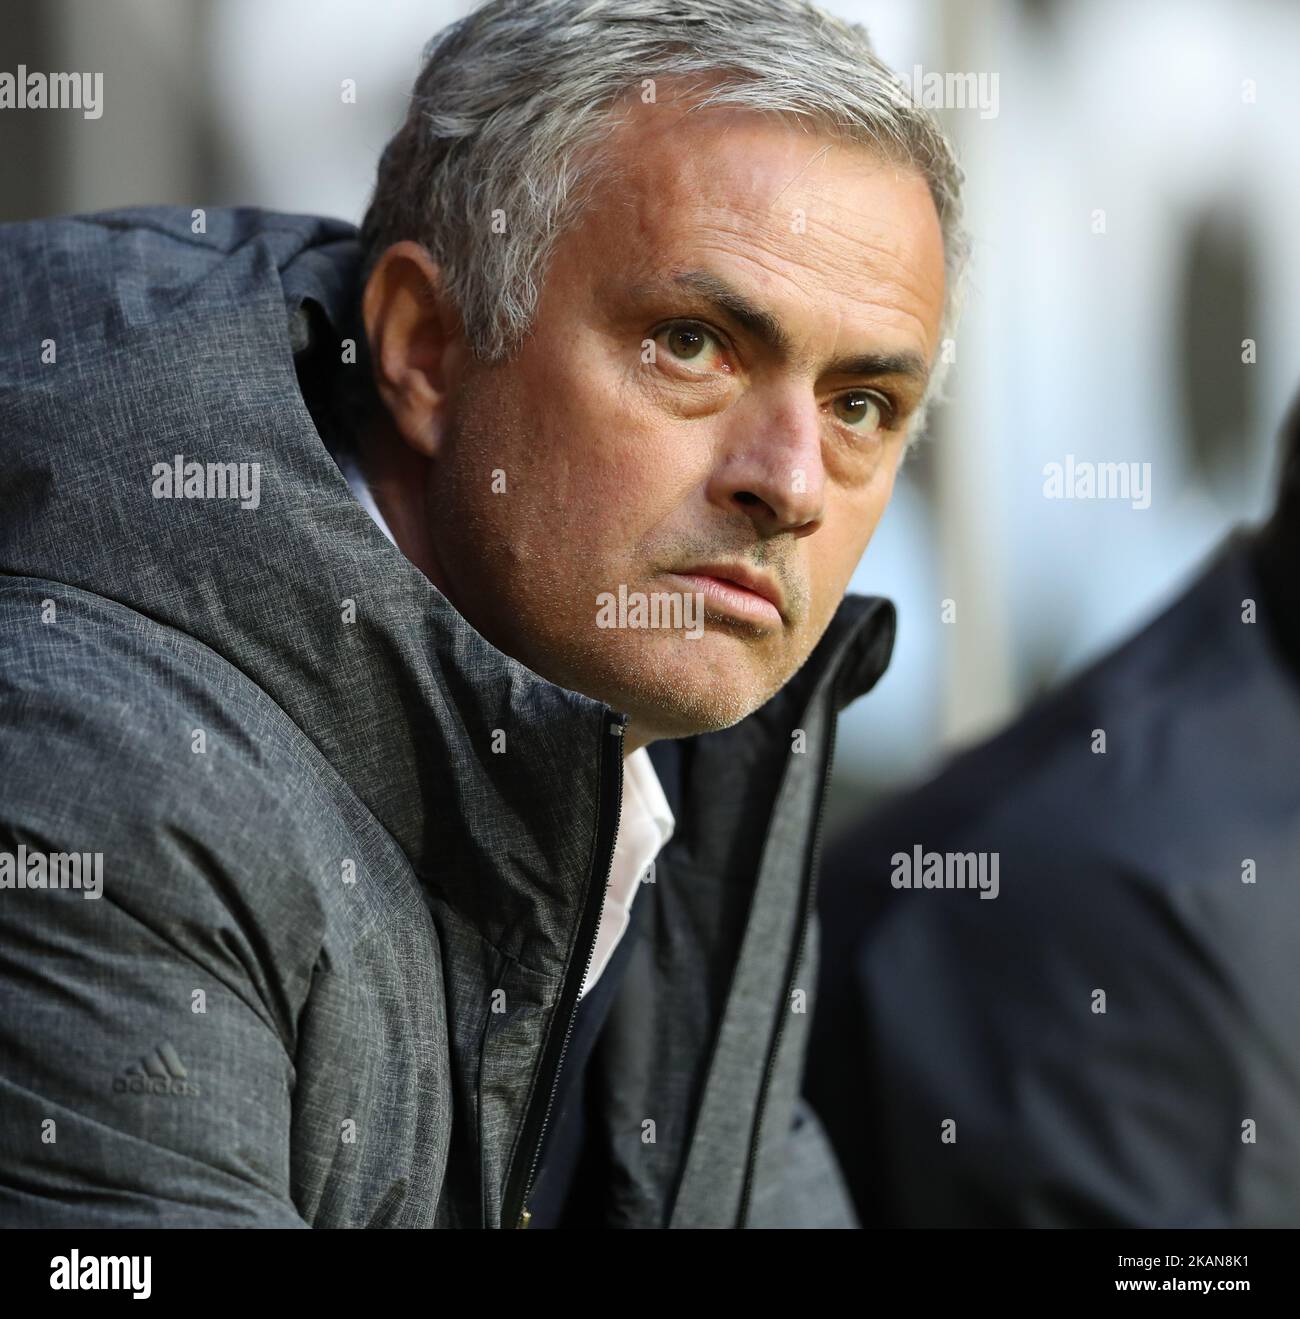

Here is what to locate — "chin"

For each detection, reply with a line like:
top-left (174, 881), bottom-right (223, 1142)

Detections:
top-left (621, 686), bottom-right (756, 740)
top-left (592, 636), bottom-right (781, 739)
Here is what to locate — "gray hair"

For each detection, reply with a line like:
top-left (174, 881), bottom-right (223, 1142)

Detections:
top-left (359, 0), bottom-right (970, 434)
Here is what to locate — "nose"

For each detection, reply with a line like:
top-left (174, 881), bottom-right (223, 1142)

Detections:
top-left (706, 395), bottom-right (825, 537)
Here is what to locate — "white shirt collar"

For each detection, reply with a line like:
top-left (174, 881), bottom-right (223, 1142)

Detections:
top-left (579, 746), bottom-right (675, 999)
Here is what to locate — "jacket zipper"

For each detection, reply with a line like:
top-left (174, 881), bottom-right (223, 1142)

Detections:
top-left (508, 709), bottom-right (628, 1228)
top-left (735, 695), bottom-right (837, 1227)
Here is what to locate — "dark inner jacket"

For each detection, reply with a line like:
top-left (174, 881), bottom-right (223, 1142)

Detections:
top-left (0, 206), bottom-right (895, 1228)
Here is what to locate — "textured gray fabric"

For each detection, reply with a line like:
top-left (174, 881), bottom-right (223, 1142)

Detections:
top-left (671, 694), bottom-right (828, 1226)
top-left (0, 205), bottom-right (895, 1228)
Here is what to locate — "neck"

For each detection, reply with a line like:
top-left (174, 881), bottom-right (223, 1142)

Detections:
top-left (355, 414), bottom-right (447, 588)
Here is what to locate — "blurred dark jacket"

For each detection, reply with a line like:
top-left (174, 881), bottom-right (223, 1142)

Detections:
top-left (807, 404), bottom-right (1300, 1227)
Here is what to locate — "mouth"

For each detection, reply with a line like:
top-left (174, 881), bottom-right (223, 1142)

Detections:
top-left (666, 562), bottom-right (785, 629)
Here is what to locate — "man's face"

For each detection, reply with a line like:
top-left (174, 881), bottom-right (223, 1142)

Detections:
top-left (421, 99), bottom-right (946, 745)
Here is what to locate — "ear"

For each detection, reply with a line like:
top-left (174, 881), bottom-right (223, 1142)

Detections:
top-left (361, 241), bottom-right (465, 458)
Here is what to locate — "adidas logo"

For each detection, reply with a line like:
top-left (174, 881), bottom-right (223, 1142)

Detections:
top-left (112, 1042), bottom-right (200, 1097)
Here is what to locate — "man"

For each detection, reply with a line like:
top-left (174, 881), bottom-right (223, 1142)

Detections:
top-left (807, 399), bottom-right (1300, 1227)
top-left (0, 0), bottom-right (964, 1227)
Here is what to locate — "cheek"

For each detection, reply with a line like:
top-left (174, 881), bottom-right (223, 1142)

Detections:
top-left (814, 486), bottom-right (892, 602)
top-left (845, 440), bottom-right (903, 536)
top-left (526, 356), bottom-right (695, 545)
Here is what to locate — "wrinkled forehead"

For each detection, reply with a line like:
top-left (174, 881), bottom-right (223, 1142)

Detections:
top-left (572, 97), bottom-right (947, 365)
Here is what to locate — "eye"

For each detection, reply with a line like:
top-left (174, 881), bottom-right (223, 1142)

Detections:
top-left (654, 320), bottom-right (729, 371)
top-left (832, 389), bottom-right (891, 435)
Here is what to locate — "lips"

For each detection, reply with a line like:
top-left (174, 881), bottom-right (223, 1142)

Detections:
top-left (678, 562), bottom-right (784, 614)
top-left (667, 562), bottom-right (785, 629)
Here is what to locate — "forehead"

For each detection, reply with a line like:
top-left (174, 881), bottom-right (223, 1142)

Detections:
top-left (578, 96), bottom-right (947, 361)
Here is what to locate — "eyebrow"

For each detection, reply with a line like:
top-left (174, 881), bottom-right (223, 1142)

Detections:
top-left (633, 268), bottom-right (931, 387)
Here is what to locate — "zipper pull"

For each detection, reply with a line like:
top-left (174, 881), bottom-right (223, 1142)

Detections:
top-left (516, 1205), bottom-right (532, 1229)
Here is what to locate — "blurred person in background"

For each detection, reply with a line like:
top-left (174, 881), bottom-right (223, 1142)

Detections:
top-left (807, 392), bottom-right (1300, 1227)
